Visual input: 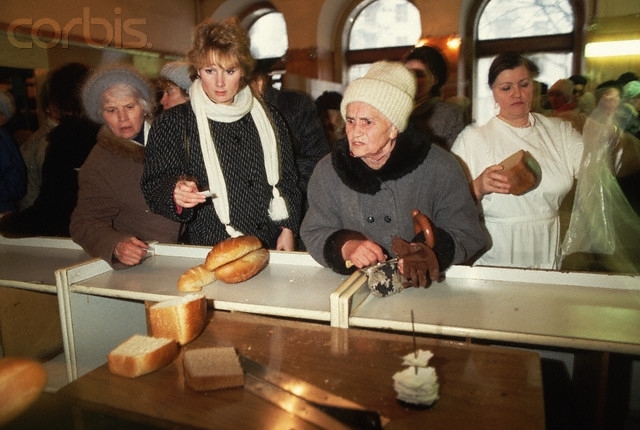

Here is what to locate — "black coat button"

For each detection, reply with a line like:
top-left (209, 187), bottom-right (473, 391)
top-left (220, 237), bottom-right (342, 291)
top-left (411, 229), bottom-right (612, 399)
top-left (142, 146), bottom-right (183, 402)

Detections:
top-left (384, 216), bottom-right (392, 223)
top-left (367, 216), bottom-right (374, 223)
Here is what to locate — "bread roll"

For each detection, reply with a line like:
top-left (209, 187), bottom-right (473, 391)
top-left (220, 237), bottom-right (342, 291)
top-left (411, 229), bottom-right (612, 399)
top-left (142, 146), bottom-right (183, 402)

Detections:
top-left (500, 150), bottom-right (541, 195)
top-left (183, 347), bottom-right (244, 392)
top-left (204, 235), bottom-right (263, 271)
top-left (214, 247), bottom-right (269, 284)
top-left (107, 335), bottom-right (178, 378)
top-left (149, 294), bottom-right (207, 345)
top-left (178, 264), bottom-right (217, 292)
top-left (0, 357), bottom-right (47, 426)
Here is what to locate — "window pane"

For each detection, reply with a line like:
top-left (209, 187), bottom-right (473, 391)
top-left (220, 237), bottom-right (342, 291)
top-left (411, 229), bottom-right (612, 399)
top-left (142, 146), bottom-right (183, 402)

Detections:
top-left (347, 63), bottom-right (372, 83)
top-left (349, 0), bottom-right (421, 49)
top-left (474, 53), bottom-right (573, 125)
top-left (249, 13), bottom-right (288, 59)
top-left (478, 0), bottom-right (574, 40)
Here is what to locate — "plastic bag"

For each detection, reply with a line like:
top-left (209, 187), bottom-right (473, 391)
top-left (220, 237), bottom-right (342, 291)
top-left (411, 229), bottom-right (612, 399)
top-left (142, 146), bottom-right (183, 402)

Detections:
top-left (560, 105), bottom-right (640, 273)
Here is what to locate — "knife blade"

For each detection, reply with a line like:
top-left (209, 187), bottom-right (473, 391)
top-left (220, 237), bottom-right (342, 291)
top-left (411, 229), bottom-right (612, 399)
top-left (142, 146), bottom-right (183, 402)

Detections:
top-left (239, 355), bottom-right (386, 429)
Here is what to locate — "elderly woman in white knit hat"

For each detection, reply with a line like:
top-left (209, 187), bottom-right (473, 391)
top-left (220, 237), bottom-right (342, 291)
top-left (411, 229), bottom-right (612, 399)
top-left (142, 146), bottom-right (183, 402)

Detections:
top-left (70, 64), bottom-right (180, 269)
top-left (157, 61), bottom-right (191, 111)
top-left (300, 61), bottom-right (486, 293)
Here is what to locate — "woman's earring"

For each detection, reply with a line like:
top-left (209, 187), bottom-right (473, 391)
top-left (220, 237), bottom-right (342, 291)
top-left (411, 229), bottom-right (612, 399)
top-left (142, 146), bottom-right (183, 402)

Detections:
top-left (493, 102), bottom-right (500, 116)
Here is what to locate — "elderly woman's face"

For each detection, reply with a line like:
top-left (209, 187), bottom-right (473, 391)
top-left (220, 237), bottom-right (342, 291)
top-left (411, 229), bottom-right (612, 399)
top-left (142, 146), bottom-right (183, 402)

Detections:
top-left (492, 65), bottom-right (533, 120)
top-left (345, 102), bottom-right (398, 170)
top-left (197, 58), bottom-right (243, 105)
top-left (101, 86), bottom-right (146, 140)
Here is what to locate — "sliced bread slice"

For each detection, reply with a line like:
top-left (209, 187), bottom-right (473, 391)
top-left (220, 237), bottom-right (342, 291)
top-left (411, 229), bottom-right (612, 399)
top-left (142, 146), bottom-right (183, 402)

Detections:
top-left (107, 334), bottom-right (178, 378)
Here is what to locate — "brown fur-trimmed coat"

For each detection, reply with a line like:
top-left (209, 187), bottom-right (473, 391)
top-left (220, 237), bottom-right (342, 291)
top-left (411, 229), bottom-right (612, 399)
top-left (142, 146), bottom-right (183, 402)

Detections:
top-left (70, 125), bottom-right (180, 268)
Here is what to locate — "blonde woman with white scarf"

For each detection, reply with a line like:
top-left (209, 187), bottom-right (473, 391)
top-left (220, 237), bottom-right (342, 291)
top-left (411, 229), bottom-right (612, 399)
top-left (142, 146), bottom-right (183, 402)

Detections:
top-left (141, 18), bottom-right (301, 251)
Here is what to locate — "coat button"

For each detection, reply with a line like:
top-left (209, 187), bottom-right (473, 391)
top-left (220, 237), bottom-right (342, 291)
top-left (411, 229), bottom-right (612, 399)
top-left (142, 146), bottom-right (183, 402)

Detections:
top-left (384, 216), bottom-right (392, 223)
top-left (367, 216), bottom-right (374, 223)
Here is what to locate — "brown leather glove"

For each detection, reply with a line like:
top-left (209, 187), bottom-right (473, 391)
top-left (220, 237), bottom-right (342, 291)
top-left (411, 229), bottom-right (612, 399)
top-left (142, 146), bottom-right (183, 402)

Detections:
top-left (391, 237), bottom-right (439, 288)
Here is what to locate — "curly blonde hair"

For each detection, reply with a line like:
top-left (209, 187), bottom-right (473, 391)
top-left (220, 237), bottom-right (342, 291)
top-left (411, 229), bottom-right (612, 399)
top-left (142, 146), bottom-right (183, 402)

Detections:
top-left (187, 17), bottom-right (256, 89)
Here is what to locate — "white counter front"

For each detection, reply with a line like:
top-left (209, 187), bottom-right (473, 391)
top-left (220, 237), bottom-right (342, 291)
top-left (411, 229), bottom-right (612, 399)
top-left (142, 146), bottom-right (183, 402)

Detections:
top-left (342, 265), bottom-right (640, 355)
top-left (55, 243), bottom-right (349, 380)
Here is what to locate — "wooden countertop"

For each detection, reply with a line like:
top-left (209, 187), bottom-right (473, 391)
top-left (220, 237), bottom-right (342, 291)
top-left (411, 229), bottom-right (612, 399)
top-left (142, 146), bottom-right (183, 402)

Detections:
top-left (57, 311), bottom-right (544, 429)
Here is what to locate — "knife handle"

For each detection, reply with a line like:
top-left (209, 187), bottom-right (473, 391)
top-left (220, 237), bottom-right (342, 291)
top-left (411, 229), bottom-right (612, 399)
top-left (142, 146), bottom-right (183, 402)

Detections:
top-left (411, 209), bottom-right (435, 248)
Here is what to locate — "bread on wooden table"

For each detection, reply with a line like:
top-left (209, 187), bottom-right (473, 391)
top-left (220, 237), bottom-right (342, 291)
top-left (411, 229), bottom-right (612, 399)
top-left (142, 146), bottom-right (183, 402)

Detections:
top-left (178, 264), bottom-right (217, 292)
top-left (204, 235), bottom-right (269, 284)
top-left (107, 335), bottom-right (178, 378)
top-left (0, 357), bottom-right (47, 426)
top-left (148, 294), bottom-right (207, 345)
top-left (183, 346), bottom-right (244, 391)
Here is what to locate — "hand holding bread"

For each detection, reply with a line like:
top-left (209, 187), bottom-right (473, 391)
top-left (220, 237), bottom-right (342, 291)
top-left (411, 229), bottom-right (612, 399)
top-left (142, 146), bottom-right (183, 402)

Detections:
top-left (178, 235), bottom-right (269, 291)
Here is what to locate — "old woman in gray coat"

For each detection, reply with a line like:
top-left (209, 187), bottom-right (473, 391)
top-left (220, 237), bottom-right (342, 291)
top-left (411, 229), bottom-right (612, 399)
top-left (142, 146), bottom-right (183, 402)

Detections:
top-left (300, 61), bottom-right (485, 288)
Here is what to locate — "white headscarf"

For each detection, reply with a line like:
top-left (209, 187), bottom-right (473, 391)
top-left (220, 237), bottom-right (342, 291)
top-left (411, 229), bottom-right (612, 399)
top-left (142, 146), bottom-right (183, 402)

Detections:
top-left (190, 79), bottom-right (289, 237)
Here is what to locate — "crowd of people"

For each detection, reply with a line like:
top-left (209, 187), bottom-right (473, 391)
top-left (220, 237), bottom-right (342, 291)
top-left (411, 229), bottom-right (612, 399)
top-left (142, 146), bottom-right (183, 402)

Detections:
top-left (1, 15), bottom-right (638, 280)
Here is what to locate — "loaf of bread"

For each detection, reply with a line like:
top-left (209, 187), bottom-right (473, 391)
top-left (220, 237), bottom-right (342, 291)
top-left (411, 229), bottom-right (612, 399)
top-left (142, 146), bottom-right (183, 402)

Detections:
top-left (204, 235), bottom-right (263, 271)
top-left (204, 235), bottom-right (269, 284)
top-left (148, 294), bottom-right (207, 345)
top-left (500, 150), bottom-right (542, 195)
top-left (214, 247), bottom-right (270, 284)
top-left (0, 357), bottom-right (47, 426)
top-left (107, 335), bottom-right (178, 378)
top-left (183, 347), bottom-right (244, 392)
top-left (178, 264), bottom-right (217, 292)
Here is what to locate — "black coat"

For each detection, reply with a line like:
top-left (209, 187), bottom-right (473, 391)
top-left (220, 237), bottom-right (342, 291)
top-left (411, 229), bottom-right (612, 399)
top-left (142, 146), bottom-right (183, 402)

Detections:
top-left (0, 116), bottom-right (100, 237)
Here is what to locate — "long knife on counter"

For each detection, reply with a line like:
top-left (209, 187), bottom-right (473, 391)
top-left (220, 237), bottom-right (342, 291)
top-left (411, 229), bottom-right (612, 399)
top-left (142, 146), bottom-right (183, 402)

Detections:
top-left (239, 355), bottom-right (387, 429)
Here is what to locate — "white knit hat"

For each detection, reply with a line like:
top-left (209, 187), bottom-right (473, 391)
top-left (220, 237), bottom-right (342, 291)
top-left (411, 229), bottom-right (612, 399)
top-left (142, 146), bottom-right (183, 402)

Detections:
top-left (160, 61), bottom-right (192, 92)
top-left (341, 61), bottom-right (416, 132)
top-left (82, 63), bottom-right (153, 124)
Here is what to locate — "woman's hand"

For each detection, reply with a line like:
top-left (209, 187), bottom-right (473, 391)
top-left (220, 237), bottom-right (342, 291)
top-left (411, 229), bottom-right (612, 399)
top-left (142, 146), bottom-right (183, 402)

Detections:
top-left (276, 227), bottom-right (294, 251)
top-left (473, 164), bottom-right (511, 200)
top-left (113, 237), bottom-right (150, 266)
top-left (341, 239), bottom-right (386, 268)
top-left (173, 179), bottom-right (206, 209)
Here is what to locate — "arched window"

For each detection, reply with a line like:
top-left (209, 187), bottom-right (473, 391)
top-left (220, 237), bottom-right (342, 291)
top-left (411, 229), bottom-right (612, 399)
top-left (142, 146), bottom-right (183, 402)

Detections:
top-left (469, 0), bottom-right (583, 125)
top-left (344, 0), bottom-right (421, 83)
top-left (245, 11), bottom-right (287, 60)
top-left (240, 4), bottom-right (288, 87)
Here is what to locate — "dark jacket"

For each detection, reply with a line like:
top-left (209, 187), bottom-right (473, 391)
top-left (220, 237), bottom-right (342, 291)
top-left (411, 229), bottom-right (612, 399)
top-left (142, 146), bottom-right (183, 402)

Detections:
top-left (0, 117), bottom-right (99, 236)
top-left (142, 101), bottom-right (302, 249)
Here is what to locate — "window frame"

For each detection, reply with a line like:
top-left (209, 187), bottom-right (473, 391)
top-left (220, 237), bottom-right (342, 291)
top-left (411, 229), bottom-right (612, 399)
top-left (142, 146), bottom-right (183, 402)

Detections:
top-left (463, 0), bottom-right (586, 119)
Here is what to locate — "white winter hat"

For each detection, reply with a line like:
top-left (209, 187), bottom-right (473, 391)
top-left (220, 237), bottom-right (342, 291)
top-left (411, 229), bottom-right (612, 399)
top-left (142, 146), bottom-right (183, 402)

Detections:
top-left (341, 61), bottom-right (416, 132)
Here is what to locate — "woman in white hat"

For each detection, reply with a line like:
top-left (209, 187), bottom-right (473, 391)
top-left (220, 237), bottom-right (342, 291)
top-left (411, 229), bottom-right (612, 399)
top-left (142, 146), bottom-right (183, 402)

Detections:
top-left (70, 64), bottom-right (180, 268)
top-left (301, 61), bottom-right (486, 292)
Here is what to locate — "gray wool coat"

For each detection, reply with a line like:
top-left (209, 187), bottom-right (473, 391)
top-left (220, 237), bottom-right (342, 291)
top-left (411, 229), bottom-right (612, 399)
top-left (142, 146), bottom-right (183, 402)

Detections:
top-left (300, 124), bottom-right (486, 275)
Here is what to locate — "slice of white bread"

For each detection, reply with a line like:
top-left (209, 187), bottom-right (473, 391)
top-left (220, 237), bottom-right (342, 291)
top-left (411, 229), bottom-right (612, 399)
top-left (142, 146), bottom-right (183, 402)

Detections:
top-left (183, 347), bottom-right (244, 392)
top-left (107, 335), bottom-right (178, 378)
top-left (149, 294), bottom-right (207, 345)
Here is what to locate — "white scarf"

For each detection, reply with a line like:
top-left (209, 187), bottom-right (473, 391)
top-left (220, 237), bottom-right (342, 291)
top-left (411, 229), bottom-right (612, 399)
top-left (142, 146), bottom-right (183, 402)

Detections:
top-left (190, 79), bottom-right (289, 237)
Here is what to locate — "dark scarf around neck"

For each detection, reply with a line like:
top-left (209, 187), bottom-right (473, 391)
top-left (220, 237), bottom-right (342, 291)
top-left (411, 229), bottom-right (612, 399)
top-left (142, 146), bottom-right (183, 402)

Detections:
top-left (332, 123), bottom-right (432, 195)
